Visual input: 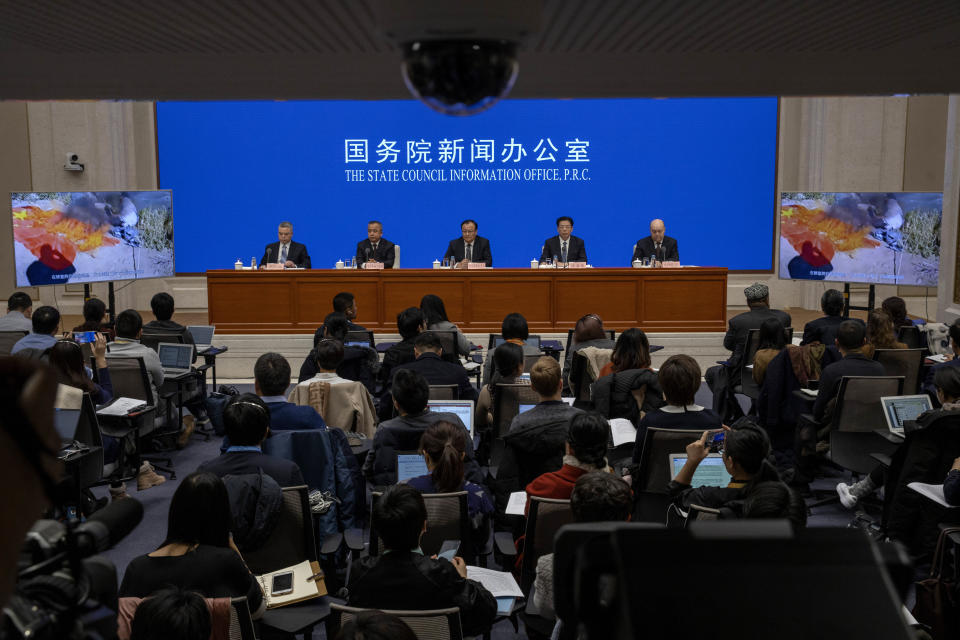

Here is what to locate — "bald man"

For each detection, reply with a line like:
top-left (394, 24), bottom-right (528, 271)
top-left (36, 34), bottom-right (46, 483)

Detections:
top-left (632, 219), bottom-right (679, 264)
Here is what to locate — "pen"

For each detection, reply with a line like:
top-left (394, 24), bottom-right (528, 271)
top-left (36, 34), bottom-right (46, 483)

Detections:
top-left (306, 570), bottom-right (324, 582)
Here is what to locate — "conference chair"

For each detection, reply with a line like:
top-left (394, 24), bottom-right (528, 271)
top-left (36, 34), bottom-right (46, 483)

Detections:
top-left (522, 353), bottom-right (541, 373)
top-left (733, 328), bottom-right (763, 405)
top-left (897, 325), bottom-right (924, 350)
top-left (494, 496), bottom-right (573, 593)
top-left (873, 348), bottom-right (924, 394)
top-left (486, 334), bottom-right (543, 350)
top-left (140, 329), bottom-right (185, 352)
top-left (327, 604), bottom-right (463, 640)
top-left (345, 330), bottom-right (375, 349)
top-left (564, 328), bottom-right (615, 355)
top-left (632, 427), bottom-right (705, 523)
top-left (428, 384), bottom-right (458, 400)
top-left (487, 382), bottom-right (540, 469)
top-left (568, 349), bottom-right (613, 409)
top-left (0, 330), bottom-right (27, 356)
top-left (228, 597), bottom-right (257, 640)
top-left (71, 393), bottom-right (106, 490)
top-left (244, 485), bottom-right (316, 575)
top-left (368, 490), bottom-right (472, 559)
top-left (431, 329), bottom-right (461, 364)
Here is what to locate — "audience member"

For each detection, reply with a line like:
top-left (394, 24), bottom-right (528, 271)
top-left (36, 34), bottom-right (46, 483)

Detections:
top-left (301, 312), bottom-right (379, 391)
top-left (380, 308), bottom-right (426, 386)
top-left (923, 319), bottom-right (960, 402)
top-left (562, 314), bottom-right (616, 390)
top-left (49, 335), bottom-right (113, 404)
top-left (254, 352), bottom-right (326, 430)
top-left (334, 291), bottom-right (366, 332)
top-left (812, 320), bottom-right (885, 422)
top-left (298, 339), bottom-right (351, 387)
top-left (72, 296), bottom-right (113, 338)
top-left (197, 393), bottom-right (304, 486)
top-left (525, 412), bottom-right (613, 506)
top-left (882, 295), bottom-right (913, 329)
top-left (420, 294), bottom-right (471, 357)
top-left (482, 312), bottom-right (542, 385)
top-left (800, 288), bottom-right (851, 346)
top-left (107, 309), bottom-right (164, 403)
top-left (633, 355), bottom-right (722, 462)
top-left (391, 331), bottom-right (478, 401)
top-left (861, 309), bottom-right (907, 360)
top-left (144, 292), bottom-right (196, 356)
top-left (705, 283), bottom-right (791, 421)
top-left (532, 472), bottom-right (631, 620)
top-left (119, 472), bottom-right (265, 616)
top-left (741, 481), bottom-right (808, 528)
top-left (0, 291), bottom-right (32, 332)
top-left (346, 484), bottom-right (497, 636)
top-left (475, 342), bottom-right (524, 432)
top-left (669, 420), bottom-right (781, 512)
top-left (499, 357), bottom-right (584, 492)
top-left (945, 456), bottom-right (960, 506)
top-left (11, 305), bottom-right (60, 357)
top-left (129, 587), bottom-right (211, 640)
top-left (752, 317), bottom-right (787, 385)
top-left (335, 610), bottom-right (417, 640)
top-left (365, 369), bottom-right (483, 486)
top-left (598, 328), bottom-right (652, 378)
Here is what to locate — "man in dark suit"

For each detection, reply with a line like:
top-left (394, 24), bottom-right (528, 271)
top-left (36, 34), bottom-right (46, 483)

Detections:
top-left (632, 218), bottom-right (679, 263)
top-left (196, 393), bottom-right (304, 487)
top-left (355, 220), bottom-right (396, 268)
top-left (800, 288), bottom-right (863, 346)
top-left (812, 320), bottom-right (886, 421)
top-left (391, 331), bottom-right (478, 402)
top-left (333, 291), bottom-right (366, 332)
top-left (705, 282), bottom-right (792, 420)
top-left (254, 353), bottom-right (326, 431)
top-left (443, 219), bottom-right (492, 268)
top-left (540, 216), bottom-right (587, 264)
top-left (260, 221), bottom-right (311, 268)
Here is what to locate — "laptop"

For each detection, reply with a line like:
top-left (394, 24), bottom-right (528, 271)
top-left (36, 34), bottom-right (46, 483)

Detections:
top-left (54, 407), bottom-right (82, 443)
top-left (427, 399), bottom-right (475, 436)
top-left (492, 335), bottom-right (541, 349)
top-left (668, 453), bottom-right (732, 488)
top-left (396, 452), bottom-right (429, 483)
top-left (186, 325), bottom-right (215, 350)
top-left (880, 394), bottom-right (932, 437)
top-left (518, 403), bottom-right (536, 414)
top-left (158, 342), bottom-right (194, 375)
top-left (518, 372), bottom-right (531, 383)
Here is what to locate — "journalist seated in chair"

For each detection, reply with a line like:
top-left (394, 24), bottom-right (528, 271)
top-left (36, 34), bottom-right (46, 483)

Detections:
top-left (924, 319), bottom-right (960, 404)
top-left (335, 291), bottom-right (366, 332)
top-left (198, 393), bottom-right (304, 487)
top-left (800, 288), bottom-right (859, 347)
top-left (254, 352), bottom-right (326, 430)
top-left (297, 339), bottom-right (354, 389)
top-left (107, 309), bottom-right (164, 404)
top-left (72, 296), bottom-right (114, 340)
top-left (346, 484), bottom-right (497, 637)
top-left (0, 291), bottom-right (33, 332)
top-left (49, 335), bottom-right (113, 405)
top-left (144, 292), bottom-right (195, 357)
top-left (126, 587), bottom-right (211, 640)
top-left (882, 295), bottom-right (914, 331)
top-left (476, 342), bottom-right (524, 433)
top-left (482, 312), bottom-right (542, 386)
top-left (390, 331), bottom-right (478, 402)
top-left (598, 328), bottom-right (653, 379)
top-left (364, 369), bottom-right (483, 487)
top-left (668, 420), bottom-right (783, 514)
top-left (10, 305), bottom-right (60, 358)
top-left (752, 317), bottom-right (788, 386)
top-left (119, 471), bottom-right (265, 618)
top-left (632, 355), bottom-right (722, 463)
top-left (380, 307), bottom-right (425, 388)
top-left (860, 310), bottom-right (907, 360)
top-left (300, 312), bottom-right (379, 393)
top-left (420, 294), bottom-right (472, 358)
top-left (562, 314), bottom-right (616, 391)
top-left (812, 320), bottom-right (886, 423)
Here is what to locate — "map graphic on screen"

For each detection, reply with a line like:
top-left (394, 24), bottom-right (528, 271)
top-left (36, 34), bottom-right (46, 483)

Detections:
top-left (779, 192), bottom-right (942, 286)
top-left (10, 191), bottom-right (174, 286)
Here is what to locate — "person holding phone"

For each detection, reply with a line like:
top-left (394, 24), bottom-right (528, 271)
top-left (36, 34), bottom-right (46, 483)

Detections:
top-left (49, 333), bottom-right (113, 405)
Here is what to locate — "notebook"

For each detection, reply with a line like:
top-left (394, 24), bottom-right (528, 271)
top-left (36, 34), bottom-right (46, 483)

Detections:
top-left (396, 452), bottom-right (429, 482)
top-left (427, 399), bottom-right (475, 436)
top-left (158, 342), bottom-right (193, 375)
top-left (186, 325), bottom-right (215, 350)
top-left (880, 395), bottom-right (932, 437)
top-left (256, 560), bottom-right (326, 609)
top-left (668, 453), bottom-right (732, 488)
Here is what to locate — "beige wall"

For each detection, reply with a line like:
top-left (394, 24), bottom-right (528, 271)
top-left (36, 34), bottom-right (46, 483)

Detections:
top-left (0, 97), bottom-right (952, 319)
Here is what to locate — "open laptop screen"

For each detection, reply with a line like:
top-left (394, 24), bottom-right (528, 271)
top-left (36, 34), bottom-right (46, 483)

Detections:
top-left (427, 401), bottom-right (474, 436)
top-left (158, 343), bottom-right (192, 369)
top-left (669, 453), bottom-right (731, 488)
top-left (493, 336), bottom-right (541, 349)
top-left (397, 453), bottom-right (429, 483)
top-left (518, 404), bottom-right (536, 414)
top-left (881, 395), bottom-right (932, 433)
top-left (187, 325), bottom-right (215, 345)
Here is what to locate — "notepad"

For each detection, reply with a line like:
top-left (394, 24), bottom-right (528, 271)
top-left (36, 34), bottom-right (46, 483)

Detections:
top-left (505, 491), bottom-right (527, 516)
top-left (466, 566), bottom-right (524, 598)
top-left (256, 560), bottom-right (326, 609)
top-left (96, 397), bottom-right (149, 416)
top-left (609, 418), bottom-right (638, 447)
top-left (907, 482), bottom-right (952, 508)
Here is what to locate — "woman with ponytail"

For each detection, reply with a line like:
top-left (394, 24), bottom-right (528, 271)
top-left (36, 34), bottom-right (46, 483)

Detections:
top-left (475, 342), bottom-right (523, 433)
top-left (406, 421), bottom-right (493, 521)
top-left (525, 412), bottom-right (616, 505)
top-left (669, 418), bottom-right (782, 512)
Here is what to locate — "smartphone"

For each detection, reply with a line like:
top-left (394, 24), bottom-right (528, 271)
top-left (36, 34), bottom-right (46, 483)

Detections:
top-left (708, 430), bottom-right (725, 452)
top-left (270, 571), bottom-right (294, 596)
top-left (438, 540), bottom-right (460, 561)
top-left (73, 331), bottom-right (97, 344)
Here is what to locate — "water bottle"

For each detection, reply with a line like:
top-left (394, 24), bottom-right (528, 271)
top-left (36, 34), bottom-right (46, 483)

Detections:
top-left (350, 257), bottom-right (357, 269)
top-left (250, 256), bottom-right (256, 269)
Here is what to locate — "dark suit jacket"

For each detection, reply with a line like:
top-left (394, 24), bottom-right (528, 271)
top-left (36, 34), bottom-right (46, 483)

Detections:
top-left (813, 352), bottom-right (887, 421)
top-left (443, 236), bottom-right (493, 266)
top-left (800, 315), bottom-right (864, 347)
top-left (196, 450), bottom-right (304, 487)
top-left (355, 238), bottom-right (396, 268)
top-left (723, 307), bottom-right (792, 371)
top-left (391, 352), bottom-right (478, 402)
top-left (633, 235), bottom-right (679, 262)
top-left (541, 235), bottom-right (587, 263)
top-left (260, 241), bottom-right (311, 269)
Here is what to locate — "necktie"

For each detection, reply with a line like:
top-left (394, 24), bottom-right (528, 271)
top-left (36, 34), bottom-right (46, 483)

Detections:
top-left (465, 243), bottom-right (473, 262)
top-left (280, 244), bottom-right (288, 263)
top-left (561, 241), bottom-right (568, 263)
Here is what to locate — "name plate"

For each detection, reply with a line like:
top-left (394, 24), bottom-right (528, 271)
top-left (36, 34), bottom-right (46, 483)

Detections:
top-left (565, 262), bottom-right (588, 269)
top-left (362, 261), bottom-right (384, 270)
top-left (467, 262), bottom-right (488, 270)
top-left (265, 263), bottom-right (284, 270)
top-left (661, 261), bottom-right (681, 268)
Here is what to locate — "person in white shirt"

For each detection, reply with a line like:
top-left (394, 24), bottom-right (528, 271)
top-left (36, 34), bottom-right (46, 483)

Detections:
top-left (0, 292), bottom-right (33, 333)
top-left (297, 339), bottom-right (352, 387)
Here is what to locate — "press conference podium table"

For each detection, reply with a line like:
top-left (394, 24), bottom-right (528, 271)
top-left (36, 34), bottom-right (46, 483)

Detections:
top-left (206, 267), bottom-right (727, 334)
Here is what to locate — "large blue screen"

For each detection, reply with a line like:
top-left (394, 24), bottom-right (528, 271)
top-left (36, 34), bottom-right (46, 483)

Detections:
top-left (157, 98), bottom-right (777, 272)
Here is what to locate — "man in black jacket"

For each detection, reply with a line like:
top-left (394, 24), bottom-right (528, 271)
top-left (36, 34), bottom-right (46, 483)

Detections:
top-left (540, 216), bottom-right (587, 264)
top-left (443, 219), bottom-right (493, 267)
top-left (197, 393), bottom-right (304, 487)
top-left (632, 218), bottom-right (679, 263)
top-left (812, 320), bottom-right (886, 421)
top-left (347, 484), bottom-right (497, 636)
top-left (355, 220), bottom-right (396, 268)
top-left (260, 221), bottom-right (311, 268)
top-left (391, 332), bottom-right (478, 402)
top-left (800, 288), bottom-right (862, 347)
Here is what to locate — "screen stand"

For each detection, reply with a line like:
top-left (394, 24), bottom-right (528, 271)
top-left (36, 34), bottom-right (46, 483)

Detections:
top-left (843, 283), bottom-right (875, 317)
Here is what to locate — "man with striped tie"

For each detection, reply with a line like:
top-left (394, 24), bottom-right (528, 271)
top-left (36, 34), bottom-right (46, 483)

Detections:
top-left (260, 221), bottom-right (311, 269)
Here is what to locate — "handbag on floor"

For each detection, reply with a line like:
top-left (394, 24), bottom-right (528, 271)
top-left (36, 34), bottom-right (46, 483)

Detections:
top-left (914, 525), bottom-right (960, 639)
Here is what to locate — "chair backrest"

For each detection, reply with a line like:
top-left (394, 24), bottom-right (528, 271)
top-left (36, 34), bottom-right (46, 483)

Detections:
top-left (565, 328), bottom-right (616, 355)
top-left (0, 331), bottom-right (27, 356)
top-left (521, 496), bottom-right (574, 592)
top-left (873, 348), bottom-right (924, 394)
top-left (242, 485), bottom-right (316, 575)
top-left (104, 355), bottom-right (155, 404)
top-left (228, 597), bottom-right (257, 640)
top-left (140, 330), bottom-right (184, 352)
top-left (393, 244), bottom-right (401, 268)
top-left (330, 604), bottom-right (462, 640)
top-left (491, 383), bottom-right (540, 439)
top-left (430, 330), bottom-right (460, 364)
top-left (345, 330), bottom-right (375, 349)
top-left (487, 334), bottom-right (543, 350)
top-left (522, 353), bottom-right (541, 373)
top-left (636, 427), bottom-right (706, 493)
top-left (420, 491), bottom-right (469, 557)
top-left (429, 384), bottom-right (458, 400)
top-left (833, 376), bottom-right (905, 432)
top-left (569, 349), bottom-right (612, 403)
top-left (897, 325), bottom-right (923, 350)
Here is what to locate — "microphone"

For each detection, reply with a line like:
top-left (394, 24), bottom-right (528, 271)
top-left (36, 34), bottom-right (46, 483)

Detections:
top-left (74, 497), bottom-right (144, 553)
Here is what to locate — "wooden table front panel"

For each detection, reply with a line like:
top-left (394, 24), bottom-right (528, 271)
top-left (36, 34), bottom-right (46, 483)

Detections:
top-left (206, 268), bottom-right (727, 334)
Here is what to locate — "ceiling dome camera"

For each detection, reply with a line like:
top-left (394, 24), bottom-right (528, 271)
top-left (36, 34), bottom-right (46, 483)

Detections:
top-left (401, 40), bottom-right (519, 116)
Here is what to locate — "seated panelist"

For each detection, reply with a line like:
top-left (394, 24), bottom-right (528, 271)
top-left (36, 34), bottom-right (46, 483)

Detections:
top-left (260, 221), bottom-right (311, 268)
top-left (632, 218), bottom-right (679, 263)
top-left (356, 220), bottom-right (396, 268)
top-left (540, 215), bottom-right (587, 264)
top-left (443, 219), bottom-right (492, 268)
